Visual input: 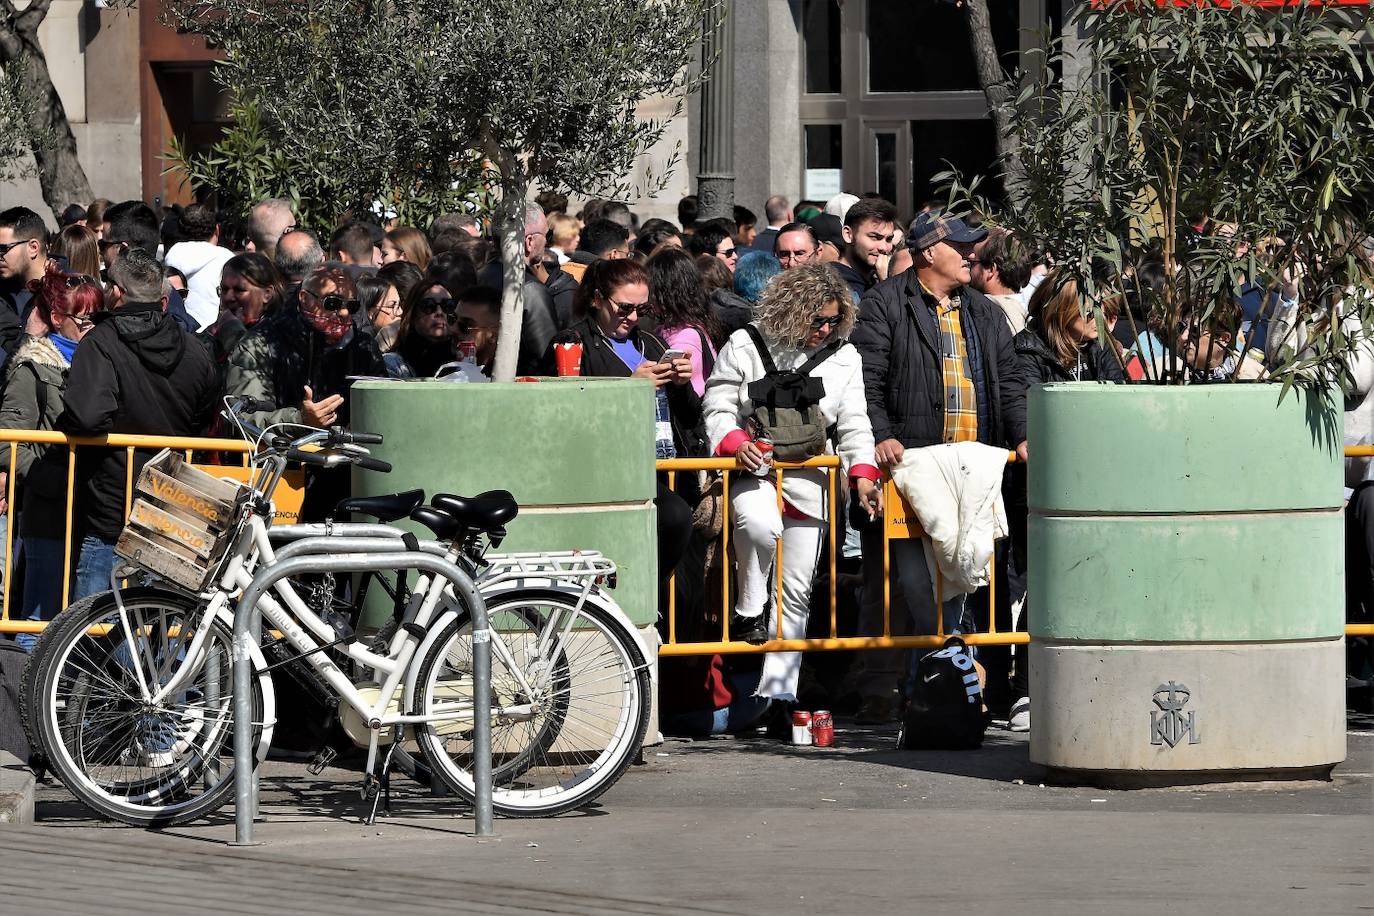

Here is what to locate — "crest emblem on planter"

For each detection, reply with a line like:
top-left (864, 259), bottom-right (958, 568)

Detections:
top-left (1150, 681), bottom-right (1200, 748)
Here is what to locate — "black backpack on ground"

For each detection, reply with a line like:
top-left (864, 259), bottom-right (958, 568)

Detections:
top-left (741, 325), bottom-right (841, 462)
top-left (897, 636), bottom-right (987, 750)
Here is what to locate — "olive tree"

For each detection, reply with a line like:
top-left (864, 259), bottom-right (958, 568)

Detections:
top-left (169, 0), bottom-right (716, 381)
top-left (944, 1), bottom-right (1374, 389)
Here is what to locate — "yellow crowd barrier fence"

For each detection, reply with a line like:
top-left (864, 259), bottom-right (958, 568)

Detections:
top-left (0, 430), bottom-right (1371, 644)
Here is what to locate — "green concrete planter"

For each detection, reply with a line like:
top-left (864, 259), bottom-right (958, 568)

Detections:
top-left (349, 378), bottom-right (658, 628)
top-left (1027, 382), bottom-right (1345, 784)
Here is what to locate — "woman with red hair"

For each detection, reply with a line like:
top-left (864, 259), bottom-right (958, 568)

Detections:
top-left (0, 265), bottom-right (103, 645)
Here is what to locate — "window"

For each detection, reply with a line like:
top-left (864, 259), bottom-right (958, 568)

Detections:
top-left (804, 123), bottom-right (844, 200)
top-left (910, 119), bottom-right (1000, 209)
top-left (802, 0), bottom-right (842, 94)
top-left (868, 0), bottom-right (1018, 93)
top-left (875, 132), bottom-right (898, 204)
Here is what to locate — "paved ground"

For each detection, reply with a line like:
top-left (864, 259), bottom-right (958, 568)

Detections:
top-left (3, 710), bottom-right (1372, 915)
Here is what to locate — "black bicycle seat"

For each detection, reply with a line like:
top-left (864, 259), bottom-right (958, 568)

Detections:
top-left (431, 491), bottom-right (519, 532)
top-left (409, 506), bottom-right (464, 540)
top-left (333, 489), bottom-right (425, 522)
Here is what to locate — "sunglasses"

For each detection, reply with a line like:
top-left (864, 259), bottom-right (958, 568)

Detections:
top-left (0, 239), bottom-right (32, 257)
top-left (606, 298), bottom-right (644, 317)
top-left (809, 314), bottom-right (839, 331)
top-left (303, 289), bottom-right (359, 312)
top-left (718, 247), bottom-right (738, 258)
top-left (453, 316), bottom-right (495, 334)
top-left (63, 274), bottom-right (98, 289)
top-left (419, 298), bottom-right (459, 318)
top-left (53, 311), bottom-right (95, 330)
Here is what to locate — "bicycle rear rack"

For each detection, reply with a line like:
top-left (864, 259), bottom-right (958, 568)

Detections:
top-left (477, 550), bottom-right (617, 590)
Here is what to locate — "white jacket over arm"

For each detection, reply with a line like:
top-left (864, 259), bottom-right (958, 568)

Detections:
top-left (703, 325), bottom-right (879, 521)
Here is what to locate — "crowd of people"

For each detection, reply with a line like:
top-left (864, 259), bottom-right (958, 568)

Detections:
top-left (0, 185), bottom-right (1367, 739)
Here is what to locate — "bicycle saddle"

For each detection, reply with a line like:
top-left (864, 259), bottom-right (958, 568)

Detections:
top-left (333, 489), bottom-right (425, 523)
top-left (431, 490), bottom-right (519, 532)
top-left (409, 506), bottom-right (464, 540)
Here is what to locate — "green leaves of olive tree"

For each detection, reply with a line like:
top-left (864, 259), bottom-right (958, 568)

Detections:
top-left (941, 1), bottom-right (1374, 388)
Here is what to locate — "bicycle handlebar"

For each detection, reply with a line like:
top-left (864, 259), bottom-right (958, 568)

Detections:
top-left (223, 396), bottom-right (389, 474)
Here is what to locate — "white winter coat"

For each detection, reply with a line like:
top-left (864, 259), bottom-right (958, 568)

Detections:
top-left (704, 325), bottom-right (876, 521)
top-left (891, 441), bottom-right (1009, 595)
top-left (164, 240), bottom-right (234, 331)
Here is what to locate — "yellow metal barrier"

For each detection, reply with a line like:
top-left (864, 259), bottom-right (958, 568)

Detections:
top-left (0, 431), bottom-right (1370, 648)
top-left (0, 430), bottom-right (262, 634)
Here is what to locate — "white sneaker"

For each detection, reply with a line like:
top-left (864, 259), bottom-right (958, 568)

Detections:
top-left (1008, 697), bottom-right (1030, 732)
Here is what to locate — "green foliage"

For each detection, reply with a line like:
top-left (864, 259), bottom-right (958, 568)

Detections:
top-left (942, 1), bottom-right (1374, 387)
top-left (0, 63), bottom-right (49, 183)
top-left (164, 0), bottom-right (713, 224)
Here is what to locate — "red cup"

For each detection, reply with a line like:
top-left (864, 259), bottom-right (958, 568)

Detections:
top-left (554, 341), bottom-right (584, 376)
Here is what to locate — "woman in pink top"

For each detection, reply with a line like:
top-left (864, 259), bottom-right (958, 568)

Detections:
top-left (648, 247), bottom-right (721, 396)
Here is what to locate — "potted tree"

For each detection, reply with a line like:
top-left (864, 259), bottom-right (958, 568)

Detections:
top-left (944, 1), bottom-right (1374, 784)
top-left (167, 0), bottom-right (718, 634)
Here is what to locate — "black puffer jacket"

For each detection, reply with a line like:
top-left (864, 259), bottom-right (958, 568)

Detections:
top-left (59, 300), bottom-right (220, 541)
top-left (1013, 324), bottom-right (1126, 385)
top-left (850, 270), bottom-right (1027, 450)
top-left (549, 316), bottom-right (705, 456)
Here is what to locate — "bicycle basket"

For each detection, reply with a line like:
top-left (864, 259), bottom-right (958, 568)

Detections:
top-left (114, 448), bottom-right (248, 592)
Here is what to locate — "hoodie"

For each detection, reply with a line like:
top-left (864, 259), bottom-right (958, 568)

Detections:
top-left (59, 300), bottom-right (219, 540)
top-left (164, 240), bottom-right (234, 330)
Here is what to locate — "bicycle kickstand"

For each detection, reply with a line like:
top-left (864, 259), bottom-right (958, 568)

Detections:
top-left (364, 729), bottom-right (402, 827)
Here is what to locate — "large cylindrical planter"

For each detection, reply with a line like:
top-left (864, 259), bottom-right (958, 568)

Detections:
top-left (348, 378), bottom-right (658, 629)
top-left (1028, 383), bottom-right (1345, 785)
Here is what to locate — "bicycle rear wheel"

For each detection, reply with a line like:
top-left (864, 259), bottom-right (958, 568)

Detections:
top-left (412, 592), bottom-right (650, 817)
top-left (28, 587), bottom-right (268, 827)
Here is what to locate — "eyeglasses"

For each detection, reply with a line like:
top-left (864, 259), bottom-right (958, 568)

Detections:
top-left (606, 298), bottom-right (644, 317)
top-left (777, 248), bottom-right (817, 263)
top-left (809, 314), bottom-right (839, 331)
top-left (419, 298), bottom-right (459, 318)
top-left (453, 316), bottom-right (495, 334)
top-left (302, 289), bottom-right (359, 312)
top-left (0, 239), bottom-right (31, 257)
top-left (53, 311), bottom-right (95, 330)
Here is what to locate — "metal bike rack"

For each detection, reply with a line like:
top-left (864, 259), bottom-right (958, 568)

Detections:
top-left (231, 549), bottom-right (494, 843)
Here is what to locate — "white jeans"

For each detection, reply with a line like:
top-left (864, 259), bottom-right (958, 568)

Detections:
top-left (731, 475), bottom-right (825, 701)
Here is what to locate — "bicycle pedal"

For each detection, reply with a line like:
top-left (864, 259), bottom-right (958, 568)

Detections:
top-left (306, 746), bottom-right (338, 776)
top-left (361, 772), bottom-right (378, 800)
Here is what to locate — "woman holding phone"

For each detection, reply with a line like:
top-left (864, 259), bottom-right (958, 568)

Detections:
top-left (547, 259), bottom-right (704, 609)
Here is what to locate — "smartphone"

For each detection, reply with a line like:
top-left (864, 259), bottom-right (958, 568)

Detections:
top-left (660, 349), bottom-right (688, 364)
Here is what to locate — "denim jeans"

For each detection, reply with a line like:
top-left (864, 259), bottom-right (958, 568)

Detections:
top-left (73, 535), bottom-right (116, 602)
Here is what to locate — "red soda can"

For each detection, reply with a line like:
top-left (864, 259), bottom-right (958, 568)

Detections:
top-left (751, 437), bottom-right (775, 477)
top-left (791, 710), bottom-right (813, 745)
top-left (811, 710), bottom-right (834, 747)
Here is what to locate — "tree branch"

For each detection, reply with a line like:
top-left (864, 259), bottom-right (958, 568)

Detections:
top-left (14, 0), bottom-right (56, 36)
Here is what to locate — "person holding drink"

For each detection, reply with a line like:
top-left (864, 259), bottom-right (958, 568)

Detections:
top-left (703, 262), bottom-right (881, 708)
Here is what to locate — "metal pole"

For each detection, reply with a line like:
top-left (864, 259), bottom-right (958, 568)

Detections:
top-left (232, 550), bottom-right (494, 844)
top-left (696, 0), bottom-right (735, 222)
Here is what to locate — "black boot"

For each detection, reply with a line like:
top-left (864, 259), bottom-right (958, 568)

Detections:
top-left (730, 612), bottom-right (769, 645)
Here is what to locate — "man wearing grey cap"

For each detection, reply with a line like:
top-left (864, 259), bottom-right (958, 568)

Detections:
top-left (848, 211), bottom-right (1029, 723)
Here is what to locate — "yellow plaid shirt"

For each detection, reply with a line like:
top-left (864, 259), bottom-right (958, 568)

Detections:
top-left (921, 282), bottom-right (978, 443)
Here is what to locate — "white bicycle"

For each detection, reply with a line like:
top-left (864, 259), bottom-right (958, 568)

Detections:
top-left (24, 397), bottom-right (652, 826)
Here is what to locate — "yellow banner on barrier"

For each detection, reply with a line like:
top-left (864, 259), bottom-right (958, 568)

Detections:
top-left (193, 465), bottom-right (306, 526)
top-left (883, 478), bottom-right (924, 541)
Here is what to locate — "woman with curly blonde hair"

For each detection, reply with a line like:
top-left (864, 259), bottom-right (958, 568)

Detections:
top-left (704, 262), bottom-right (881, 712)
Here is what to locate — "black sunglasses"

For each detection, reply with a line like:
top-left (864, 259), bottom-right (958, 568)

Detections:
top-left (606, 298), bottom-right (644, 317)
top-left (304, 289), bottom-right (359, 312)
top-left (0, 239), bottom-right (31, 256)
top-left (63, 274), bottom-right (98, 289)
top-left (419, 298), bottom-right (459, 318)
top-left (809, 313), bottom-right (839, 331)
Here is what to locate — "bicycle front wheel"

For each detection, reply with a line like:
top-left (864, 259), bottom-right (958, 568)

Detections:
top-left (412, 592), bottom-right (650, 817)
top-left (28, 587), bottom-right (267, 827)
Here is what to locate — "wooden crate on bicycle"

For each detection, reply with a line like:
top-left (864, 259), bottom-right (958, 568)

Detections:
top-left (115, 448), bottom-right (246, 591)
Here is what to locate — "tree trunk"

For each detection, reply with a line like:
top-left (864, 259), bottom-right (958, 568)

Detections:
top-left (0, 1), bottom-right (94, 220)
top-left (963, 0), bottom-right (1025, 210)
top-left (490, 185), bottom-right (528, 383)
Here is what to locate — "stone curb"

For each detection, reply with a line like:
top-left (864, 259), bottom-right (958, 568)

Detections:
top-left (0, 751), bottom-right (34, 825)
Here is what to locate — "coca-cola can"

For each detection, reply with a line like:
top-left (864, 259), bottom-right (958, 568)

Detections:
top-left (811, 710), bottom-right (834, 747)
top-left (791, 710), bottom-right (813, 746)
top-left (751, 438), bottom-right (775, 477)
